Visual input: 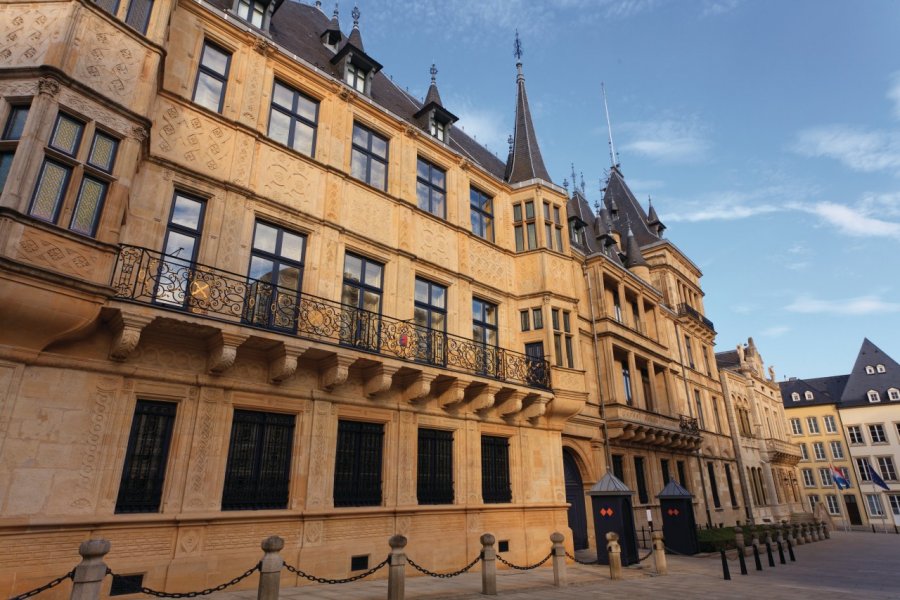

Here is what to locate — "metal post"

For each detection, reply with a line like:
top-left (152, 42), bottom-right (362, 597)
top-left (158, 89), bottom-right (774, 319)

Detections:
top-left (480, 533), bottom-right (497, 596)
top-left (550, 532), bottom-right (567, 587)
top-left (719, 549), bottom-right (731, 581)
top-left (387, 534), bottom-right (407, 600)
top-left (787, 537), bottom-right (796, 562)
top-left (257, 536), bottom-right (284, 600)
top-left (737, 544), bottom-right (747, 575)
top-left (652, 531), bottom-right (667, 576)
top-left (605, 532), bottom-right (622, 581)
top-left (752, 543), bottom-right (763, 571)
top-left (776, 540), bottom-right (786, 565)
top-left (765, 540), bottom-right (775, 567)
top-left (70, 540), bottom-right (111, 600)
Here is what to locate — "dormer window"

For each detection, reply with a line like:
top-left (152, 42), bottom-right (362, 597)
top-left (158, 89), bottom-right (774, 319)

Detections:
top-left (888, 388), bottom-right (899, 401)
top-left (791, 392), bottom-right (800, 402)
top-left (345, 63), bottom-right (367, 93)
top-left (865, 365), bottom-right (875, 374)
top-left (237, 0), bottom-right (265, 27)
top-left (876, 364), bottom-right (886, 373)
top-left (804, 391), bottom-right (814, 400)
top-left (430, 119), bottom-right (447, 142)
top-left (868, 390), bottom-right (881, 403)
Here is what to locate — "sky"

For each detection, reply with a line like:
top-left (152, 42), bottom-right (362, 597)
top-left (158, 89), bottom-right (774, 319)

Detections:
top-left (327, 0), bottom-right (900, 379)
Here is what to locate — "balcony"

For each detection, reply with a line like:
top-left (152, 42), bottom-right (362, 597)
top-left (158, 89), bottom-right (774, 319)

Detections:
top-left (765, 437), bottom-right (802, 465)
top-left (110, 245), bottom-right (551, 390)
top-left (603, 405), bottom-right (702, 451)
top-left (676, 303), bottom-right (715, 332)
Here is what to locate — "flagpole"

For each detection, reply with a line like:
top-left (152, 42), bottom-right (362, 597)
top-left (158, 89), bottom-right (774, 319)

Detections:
top-left (829, 464), bottom-right (849, 532)
top-left (866, 459), bottom-right (889, 533)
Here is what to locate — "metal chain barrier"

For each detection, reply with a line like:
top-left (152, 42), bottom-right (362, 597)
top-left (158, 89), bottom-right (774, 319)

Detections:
top-left (7, 571), bottom-right (74, 600)
top-left (564, 551), bottom-right (597, 565)
top-left (406, 553), bottom-right (482, 578)
top-left (637, 548), bottom-right (655, 562)
top-left (106, 563), bottom-right (259, 598)
top-left (495, 551), bottom-right (553, 571)
top-left (664, 545), bottom-right (695, 557)
top-left (283, 556), bottom-right (389, 584)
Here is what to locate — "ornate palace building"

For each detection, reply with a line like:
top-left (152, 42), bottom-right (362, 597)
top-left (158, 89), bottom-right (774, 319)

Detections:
top-left (1, 0), bottom-right (771, 593)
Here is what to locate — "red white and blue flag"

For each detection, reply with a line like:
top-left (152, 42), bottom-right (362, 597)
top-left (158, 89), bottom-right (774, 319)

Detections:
top-left (831, 465), bottom-right (851, 490)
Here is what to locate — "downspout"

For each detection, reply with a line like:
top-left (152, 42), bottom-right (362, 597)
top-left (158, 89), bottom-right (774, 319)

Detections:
top-left (584, 264), bottom-right (612, 472)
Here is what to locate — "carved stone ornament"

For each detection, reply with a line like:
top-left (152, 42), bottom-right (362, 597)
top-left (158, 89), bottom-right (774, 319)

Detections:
top-left (108, 313), bottom-right (155, 361)
top-left (206, 332), bottom-right (247, 375)
top-left (131, 126), bottom-right (149, 142)
top-left (37, 76), bottom-right (60, 97)
top-left (253, 37), bottom-right (274, 55)
top-left (458, 158), bottom-right (471, 171)
top-left (404, 125), bottom-right (419, 139)
top-left (364, 364), bottom-right (398, 398)
top-left (319, 355), bottom-right (356, 390)
top-left (338, 88), bottom-right (353, 103)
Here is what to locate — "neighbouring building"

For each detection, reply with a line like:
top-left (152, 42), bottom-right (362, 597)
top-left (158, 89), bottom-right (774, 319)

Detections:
top-left (717, 338), bottom-right (802, 524)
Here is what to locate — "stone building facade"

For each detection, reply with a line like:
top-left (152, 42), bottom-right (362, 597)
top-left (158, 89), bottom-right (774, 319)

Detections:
top-left (1, 0), bottom-right (757, 593)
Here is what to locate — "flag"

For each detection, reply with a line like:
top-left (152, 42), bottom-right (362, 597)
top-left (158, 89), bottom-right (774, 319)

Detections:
top-left (831, 465), bottom-right (851, 490)
top-left (866, 459), bottom-right (891, 491)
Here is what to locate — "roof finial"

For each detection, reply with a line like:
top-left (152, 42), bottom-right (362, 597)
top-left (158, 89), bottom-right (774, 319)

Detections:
top-left (594, 198), bottom-right (601, 215)
top-left (315, 0), bottom-right (322, 9)
top-left (333, 2), bottom-right (339, 19)
top-left (563, 178), bottom-right (569, 193)
top-left (351, 4), bottom-right (360, 28)
top-left (430, 63), bottom-right (437, 85)
top-left (570, 163), bottom-right (577, 190)
top-left (580, 171), bottom-right (585, 194)
top-left (601, 82), bottom-right (619, 169)
top-left (514, 29), bottom-right (523, 62)
top-left (507, 134), bottom-right (514, 153)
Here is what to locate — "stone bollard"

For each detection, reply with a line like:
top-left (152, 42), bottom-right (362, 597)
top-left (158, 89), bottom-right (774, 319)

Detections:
top-left (481, 533), bottom-right (497, 596)
top-left (763, 526), bottom-right (772, 547)
top-left (70, 539), bottom-right (111, 600)
top-left (734, 527), bottom-right (747, 557)
top-left (550, 532), bottom-right (567, 587)
top-left (388, 534), bottom-right (407, 600)
top-left (605, 532), bottom-right (622, 581)
top-left (651, 531), bottom-right (667, 576)
top-left (257, 536), bottom-right (284, 600)
top-left (750, 530), bottom-right (760, 553)
top-left (810, 521), bottom-right (819, 542)
top-left (795, 524), bottom-right (805, 545)
top-left (822, 521), bottom-right (830, 539)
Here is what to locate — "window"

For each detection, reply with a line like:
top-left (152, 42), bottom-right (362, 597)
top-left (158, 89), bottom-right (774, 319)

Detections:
top-left (222, 409), bottom-right (294, 510)
top-left (563, 312), bottom-right (574, 369)
top-left (551, 309), bottom-right (574, 369)
top-left (824, 415), bottom-right (837, 433)
top-left (889, 494), bottom-right (900, 516)
top-left (1, 105), bottom-right (28, 193)
top-left (345, 62), bottom-right (367, 93)
top-left (804, 391), bottom-right (814, 400)
top-left (416, 158), bottom-right (446, 218)
top-left (661, 459), bottom-right (671, 485)
top-left (712, 398), bottom-right (722, 434)
top-left (724, 464), bottom-right (738, 508)
top-left (707, 462), bottom-right (721, 508)
top-left (351, 123), bottom-right (388, 191)
top-left (430, 118), bottom-right (447, 142)
top-left (520, 310), bottom-right (530, 331)
top-left (866, 494), bottom-right (885, 517)
top-left (157, 192), bottom-right (205, 307)
top-left (417, 428), bottom-right (453, 504)
top-left (472, 298), bottom-right (498, 376)
top-left (876, 364), bottom-right (886, 373)
top-left (819, 467), bottom-right (832, 487)
top-left (414, 278), bottom-right (447, 365)
top-left (115, 400), bottom-right (176, 513)
top-left (684, 335), bottom-right (695, 369)
top-left (246, 221), bottom-right (306, 331)
top-left (29, 113), bottom-right (119, 237)
top-left (889, 388), bottom-right (900, 401)
top-left (830, 440), bottom-right (844, 460)
top-left (611, 454), bottom-right (625, 481)
top-left (799, 443), bottom-right (808, 461)
top-left (193, 40), bottom-right (231, 113)
top-left (481, 435), bottom-right (511, 503)
top-left (622, 363), bottom-right (633, 405)
top-left (125, 0), bottom-right (154, 34)
top-left (868, 390), bottom-right (881, 403)
top-left (869, 424), bottom-right (887, 444)
top-left (877, 456), bottom-right (897, 481)
top-left (813, 442), bottom-right (826, 461)
top-left (334, 420), bottom-right (384, 507)
top-left (802, 468), bottom-right (814, 487)
top-left (543, 203), bottom-right (553, 250)
top-left (634, 456), bottom-right (648, 504)
top-left (840, 466), bottom-right (852, 487)
top-left (791, 392), bottom-right (800, 402)
top-left (613, 295), bottom-right (622, 323)
top-left (513, 201), bottom-right (537, 252)
top-left (826, 495), bottom-right (840, 515)
top-left (552, 205), bottom-right (564, 252)
top-left (848, 425), bottom-right (864, 445)
top-left (865, 365), bottom-right (875, 374)
top-left (807, 416), bottom-right (820, 434)
top-left (236, 0), bottom-right (266, 26)
top-left (93, 0), bottom-right (120, 16)
top-left (694, 390), bottom-right (705, 430)
top-left (676, 460), bottom-right (687, 487)
top-left (856, 457), bottom-right (872, 482)
top-left (532, 308), bottom-right (543, 330)
top-left (341, 253), bottom-right (384, 351)
top-left (790, 418), bottom-right (803, 436)
top-left (470, 187), bottom-right (494, 241)
top-left (268, 80), bottom-right (318, 157)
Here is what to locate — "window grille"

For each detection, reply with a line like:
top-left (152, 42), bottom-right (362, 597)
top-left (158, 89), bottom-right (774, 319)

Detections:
top-left (481, 435), bottom-right (511, 503)
top-left (417, 428), bottom-right (453, 504)
top-left (334, 420), bottom-right (384, 507)
top-left (222, 410), bottom-right (295, 510)
top-left (115, 400), bottom-right (177, 513)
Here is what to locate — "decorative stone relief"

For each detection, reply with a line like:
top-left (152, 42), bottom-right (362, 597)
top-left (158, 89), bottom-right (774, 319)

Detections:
top-left (175, 528), bottom-right (203, 556)
top-left (58, 88), bottom-right (134, 137)
top-left (304, 520), bottom-right (323, 545)
top-left (419, 220), bottom-right (452, 266)
top-left (306, 401), bottom-right (333, 510)
top-left (469, 248), bottom-right (506, 287)
top-left (344, 192), bottom-right (391, 245)
top-left (0, 79), bottom-right (37, 97)
top-left (71, 377), bottom-right (119, 510)
top-left (0, 4), bottom-right (68, 67)
top-left (257, 146), bottom-right (315, 212)
top-left (16, 231), bottom-right (100, 280)
top-left (73, 18), bottom-right (147, 101)
top-left (156, 100), bottom-right (234, 177)
top-left (185, 388), bottom-right (222, 509)
top-left (37, 76), bottom-right (59, 97)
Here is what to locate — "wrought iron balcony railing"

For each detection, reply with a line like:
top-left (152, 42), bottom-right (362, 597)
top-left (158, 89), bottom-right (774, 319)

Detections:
top-left (676, 303), bottom-right (715, 332)
top-left (110, 245), bottom-right (551, 389)
top-left (679, 414), bottom-right (701, 436)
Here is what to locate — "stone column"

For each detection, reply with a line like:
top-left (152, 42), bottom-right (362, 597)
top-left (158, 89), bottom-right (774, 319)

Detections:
top-left (606, 532), bottom-right (622, 581)
top-left (70, 540), bottom-right (110, 600)
top-left (652, 531), bottom-right (667, 576)
top-left (627, 351), bottom-right (641, 406)
top-left (550, 532), bottom-right (567, 587)
top-left (480, 533), bottom-right (497, 596)
top-left (257, 536), bottom-right (284, 600)
top-left (387, 535), bottom-right (407, 600)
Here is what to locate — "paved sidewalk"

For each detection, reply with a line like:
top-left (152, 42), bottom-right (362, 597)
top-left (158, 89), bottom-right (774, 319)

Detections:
top-left (211, 531), bottom-right (900, 600)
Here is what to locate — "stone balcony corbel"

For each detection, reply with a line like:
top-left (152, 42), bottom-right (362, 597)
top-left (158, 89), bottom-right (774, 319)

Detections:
top-left (402, 371), bottom-right (438, 404)
top-left (518, 394), bottom-right (549, 424)
top-left (435, 377), bottom-right (471, 410)
top-left (319, 354), bottom-right (358, 390)
top-left (494, 390), bottom-right (524, 418)
top-left (468, 383), bottom-right (500, 413)
top-left (108, 312), bottom-right (155, 361)
top-left (268, 342), bottom-right (310, 384)
top-left (364, 364), bottom-right (399, 398)
top-left (207, 331), bottom-right (248, 375)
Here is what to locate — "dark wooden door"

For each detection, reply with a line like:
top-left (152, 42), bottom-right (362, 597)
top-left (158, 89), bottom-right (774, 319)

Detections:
top-left (844, 494), bottom-right (862, 525)
top-left (563, 449), bottom-right (589, 550)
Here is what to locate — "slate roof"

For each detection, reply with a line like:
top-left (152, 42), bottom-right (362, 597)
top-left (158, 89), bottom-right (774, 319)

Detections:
top-left (715, 350), bottom-right (741, 370)
top-left (840, 338), bottom-right (900, 407)
top-left (780, 375), bottom-right (850, 408)
top-left (505, 63), bottom-right (551, 184)
top-left (588, 472), bottom-right (633, 496)
top-left (603, 168), bottom-right (662, 248)
top-left (205, 0), bottom-right (509, 180)
top-left (657, 480), bottom-right (693, 499)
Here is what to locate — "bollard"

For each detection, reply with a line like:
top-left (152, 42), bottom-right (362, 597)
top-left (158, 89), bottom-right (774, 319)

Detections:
top-left (737, 544), bottom-right (748, 576)
top-left (70, 539), bottom-right (111, 600)
top-left (776, 540), bottom-right (786, 565)
top-left (797, 524), bottom-right (806, 545)
top-left (872, 524), bottom-right (877, 534)
top-left (734, 527), bottom-right (747, 557)
top-left (480, 533), bottom-right (497, 596)
top-left (651, 531), bottom-right (667, 576)
top-left (257, 536), bottom-right (284, 600)
top-left (811, 521), bottom-right (820, 542)
top-left (787, 536), bottom-right (796, 562)
top-left (752, 543), bottom-right (763, 571)
top-left (786, 523), bottom-right (796, 548)
top-left (388, 534), bottom-right (408, 600)
top-left (720, 548), bottom-right (731, 581)
top-left (765, 540), bottom-right (775, 568)
top-left (550, 532), bottom-right (567, 587)
top-left (606, 532), bottom-right (622, 581)
top-left (822, 521), bottom-right (830, 539)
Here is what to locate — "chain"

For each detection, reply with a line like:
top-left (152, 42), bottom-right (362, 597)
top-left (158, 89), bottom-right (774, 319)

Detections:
top-left (564, 552), bottom-right (597, 565)
top-left (663, 545), bottom-right (694, 557)
top-left (283, 556), bottom-right (388, 584)
top-left (406, 553), bottom-right (482, 578)
top-left (495, 551), bottom-right (552, 571)
top-left (8, 571), bottom-right (74, 600)
top-left (106, 563), bottom-right (259, 598)
top-left (638, 548), bottom-right (655, 562)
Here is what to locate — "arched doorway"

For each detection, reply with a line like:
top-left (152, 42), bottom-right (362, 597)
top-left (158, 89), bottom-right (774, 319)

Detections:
top-left (563, 449), bottom-right (589, 550)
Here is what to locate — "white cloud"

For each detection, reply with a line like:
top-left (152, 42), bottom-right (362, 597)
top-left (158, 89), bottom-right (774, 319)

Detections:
top-left (701, 0), bottom-right (741, 17)
top-left (761, 325), bottom-right (790, 337)
top-left (450, 98), bottom-right (509, 155)
top-left (888, 71), bottom-right (900, 119)
top-left (790, 201), bottom-right (900, 239)
top-left (791, 125), bottom-right (900, 174)
top-left (785, 295), bottom-right (900, 315)
top-left (620, 118), bottom-right (712, 163)
top-left (859, 191), bottom-right (900, 218)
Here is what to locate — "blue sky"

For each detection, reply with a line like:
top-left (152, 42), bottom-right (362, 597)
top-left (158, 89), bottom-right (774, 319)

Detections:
top-left (332, 0), bottom-right (900, 378)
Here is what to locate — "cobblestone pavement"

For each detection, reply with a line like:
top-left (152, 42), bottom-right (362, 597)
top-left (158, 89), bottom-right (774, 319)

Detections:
top-left (211, 531), bottom-right (900, 600)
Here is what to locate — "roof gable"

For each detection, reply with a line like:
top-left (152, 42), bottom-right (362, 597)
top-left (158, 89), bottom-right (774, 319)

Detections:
top-left (840, 338), bottom-right (900, 405)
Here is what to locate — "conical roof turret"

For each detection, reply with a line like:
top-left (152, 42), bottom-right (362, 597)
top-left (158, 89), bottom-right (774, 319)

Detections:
top-left (623, 225), bottom-right (649, 269)
top-left (505, 32), bottom-right (551, 185)
top-left (346, 5), bottom-right (364, 50)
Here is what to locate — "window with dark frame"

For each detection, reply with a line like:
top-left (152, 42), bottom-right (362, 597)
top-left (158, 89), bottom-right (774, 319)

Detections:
top-left (351, 123), bottom-right (388, 190)
top-left (1, 105), bottom-right (29, 194)
top-left (417, 428), bottom-right (453, 504)
top-left (470, 187), bottom-right (494, 241)
top-left (707, 462), bottom-right (721, 508)
top-left (553, 205), bottom-right (564, 251)
top-left (193, 40), bottom-right (231, 113)
top-left (513, 203), bottom-right (524, 252)
top-left (676, 460), bottom-right (687, 487)
top-left (334, 420), bottom-right (384, 507)
top-left (222, 409), bottom-right (295, 510)
top-left (416, 158), bottom-right (446, 218)
top-left (93, 0), bottom-right (120, 15)
top-left (724, 464), bottom-right (738, 507)
top-left (563, 311), bottom-right (574, 369)
top-left (532, 307), bottom-right (543, 329)
top-left (481, 435), bottom-right (511, 503)
top-left (472, 298), bottom-right (498, 377)
top-left (246, 221), bottom-right (306, 331)
top-left (634, 456), bottom-right (648, 504)
top-left (115, 400), bottom-right (177, 514)
top-left (157, 191), bottom-right (205, 307)
top-left (684, 334), bottom-right (695, 369)
top-left (552, 308), bottom-right (563, 367)
top-left (125, 0), bottom-right (154, 34)
top-left (345, 62), bottom-right (367, 93)
top-left (520, 310), bottom-right (530, 332)
top-left (340, 253), bottom-right (384, 350)
top-left (694, 390), bottom-right (705, 429)
top-left (413, 277), bottom-right (447, 365)
top-left (622, 363), bottom-right (633, 405)
top-left (543, 203), bottom-right (553, 250)
top-left (612, 454), bottom-right (625, 482)
top-left (660, 459), bottom-right (671, 485)
top-left (236, 0), bottom-right (266, 26)
top-left (268, 80), bottom-right (318, 157)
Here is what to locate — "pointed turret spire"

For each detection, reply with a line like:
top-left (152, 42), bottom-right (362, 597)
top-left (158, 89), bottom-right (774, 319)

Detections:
top-left (623, 225), bottom-right (649, 269)
top-left (646, 196), bottom-right (666, 237)
top-left (414, 62), bottom-right (457, 137)
top-left (423, 63), bottom-right (443, 106)
top-left (347, 5), bottom-right (364, 50)
top-left (505, 31), bottom-right (551, 184)
top-left (322, 3), bottom-right (343, 46)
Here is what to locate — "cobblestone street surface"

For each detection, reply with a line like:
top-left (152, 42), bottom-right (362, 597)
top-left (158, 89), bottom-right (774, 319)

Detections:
top-left (211, 531), bottom-right (900, 600)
